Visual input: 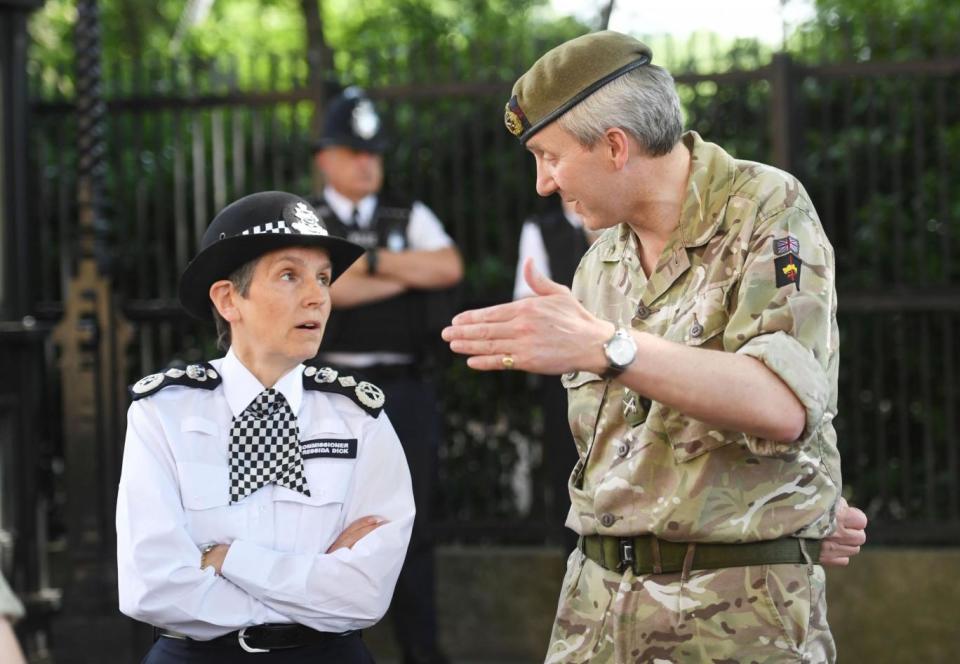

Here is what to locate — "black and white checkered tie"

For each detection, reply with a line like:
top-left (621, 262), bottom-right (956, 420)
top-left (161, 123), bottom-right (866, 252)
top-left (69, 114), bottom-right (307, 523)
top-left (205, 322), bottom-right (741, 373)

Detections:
top-left (229, 388), bottom-right (311, 504)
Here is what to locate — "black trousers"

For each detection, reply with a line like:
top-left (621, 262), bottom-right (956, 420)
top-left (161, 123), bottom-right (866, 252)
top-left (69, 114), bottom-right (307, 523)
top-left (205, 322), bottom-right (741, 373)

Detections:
top-left (540, 377), bottom-right (580, 553)
top-left (142, 632), bottom-right (374, 663)
top-left (375, 375), bottom-right (442, 659)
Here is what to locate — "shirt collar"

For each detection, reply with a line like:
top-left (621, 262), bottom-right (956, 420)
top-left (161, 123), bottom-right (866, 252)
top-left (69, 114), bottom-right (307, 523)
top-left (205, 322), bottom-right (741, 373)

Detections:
top-left (676, 130), bottom-right (736, 248)
top-left (604, 130), bottom-right (736, 262)
top-left (323, 186), bottom-right (377, 227)
top-left (221, 348), bottom-right (305, 417)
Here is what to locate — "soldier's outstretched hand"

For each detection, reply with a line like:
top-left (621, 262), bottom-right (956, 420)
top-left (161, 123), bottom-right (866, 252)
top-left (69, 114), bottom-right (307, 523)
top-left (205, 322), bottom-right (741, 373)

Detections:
top-left (442, 258), bottom-right (612, 375)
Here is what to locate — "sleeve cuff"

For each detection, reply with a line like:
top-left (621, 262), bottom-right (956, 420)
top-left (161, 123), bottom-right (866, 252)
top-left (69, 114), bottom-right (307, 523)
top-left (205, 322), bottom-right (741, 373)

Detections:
top-left (221, 539), bottom-right (274, 592)
top-left (737, 330), bottom-right (829, 439)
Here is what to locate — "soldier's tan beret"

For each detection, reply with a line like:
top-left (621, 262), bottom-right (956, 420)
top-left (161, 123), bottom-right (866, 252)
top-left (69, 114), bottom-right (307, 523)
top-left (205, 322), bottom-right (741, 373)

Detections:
top-left (504, 31), bottom-right (652, 144)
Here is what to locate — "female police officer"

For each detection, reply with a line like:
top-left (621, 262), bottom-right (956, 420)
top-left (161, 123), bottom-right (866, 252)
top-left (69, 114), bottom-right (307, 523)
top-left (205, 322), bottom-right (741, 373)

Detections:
top-left (116, 191), bottom-right (415, 662)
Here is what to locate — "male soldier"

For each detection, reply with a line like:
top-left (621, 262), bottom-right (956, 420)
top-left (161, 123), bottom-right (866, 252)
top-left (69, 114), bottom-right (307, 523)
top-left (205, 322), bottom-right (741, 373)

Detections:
top-left (444, 31), bottom-right (865, 662)
top-left (309, 87), bottom-right (463, 664)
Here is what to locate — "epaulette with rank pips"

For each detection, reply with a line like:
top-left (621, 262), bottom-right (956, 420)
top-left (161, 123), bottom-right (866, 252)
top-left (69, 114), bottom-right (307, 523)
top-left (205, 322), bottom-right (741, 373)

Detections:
top-left (302, 365), bottom-right (385, 417)
top-left (128, 362), bottom-right (222, 401)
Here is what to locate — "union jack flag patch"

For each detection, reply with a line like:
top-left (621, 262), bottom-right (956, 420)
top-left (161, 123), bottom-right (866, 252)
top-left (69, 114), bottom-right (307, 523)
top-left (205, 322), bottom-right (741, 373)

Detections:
top-left (773, 236), bottom-right (800, 256)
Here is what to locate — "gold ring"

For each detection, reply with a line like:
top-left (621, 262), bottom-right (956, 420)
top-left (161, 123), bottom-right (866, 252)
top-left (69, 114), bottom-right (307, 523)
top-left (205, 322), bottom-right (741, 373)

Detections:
top-left (501, 355), bottom-right (515, 370)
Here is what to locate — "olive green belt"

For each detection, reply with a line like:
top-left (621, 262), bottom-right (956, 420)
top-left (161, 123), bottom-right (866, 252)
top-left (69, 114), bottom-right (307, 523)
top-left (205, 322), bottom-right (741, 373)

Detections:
top-left (578, 535), bottom-right (821, 575)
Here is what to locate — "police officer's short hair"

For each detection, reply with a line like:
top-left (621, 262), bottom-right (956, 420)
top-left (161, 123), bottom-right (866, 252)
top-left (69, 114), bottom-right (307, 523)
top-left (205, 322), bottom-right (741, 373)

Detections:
top-left (557, 64), bottom-right (683, 157)
top-left (211, 258), bottom-right (259, 351)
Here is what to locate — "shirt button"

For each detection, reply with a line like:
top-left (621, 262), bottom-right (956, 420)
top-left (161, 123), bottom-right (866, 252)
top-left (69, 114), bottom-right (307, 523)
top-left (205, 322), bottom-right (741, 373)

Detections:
top-left (636, 303), bottom-right (651, 319)
top-left (690, 322), bottom-right (704, 338)
top-left (616, 442), bottom-right (629, 458)
top-left (600, 513), bottom-right (616, 528)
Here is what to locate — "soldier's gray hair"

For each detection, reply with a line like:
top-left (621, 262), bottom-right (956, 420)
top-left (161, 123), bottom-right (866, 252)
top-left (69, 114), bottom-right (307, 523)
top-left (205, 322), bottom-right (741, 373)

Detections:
top-left (212, 258), bottom-right (259, 351)
top-left (557, 64), bottom-right (683, 156)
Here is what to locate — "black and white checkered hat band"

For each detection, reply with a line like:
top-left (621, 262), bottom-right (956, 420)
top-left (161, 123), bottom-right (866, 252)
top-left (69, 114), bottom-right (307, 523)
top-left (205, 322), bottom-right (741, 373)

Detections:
top-left (239, 219), bottom-right (328, 237)
top-left (240, 220), bottom-right (294, 236)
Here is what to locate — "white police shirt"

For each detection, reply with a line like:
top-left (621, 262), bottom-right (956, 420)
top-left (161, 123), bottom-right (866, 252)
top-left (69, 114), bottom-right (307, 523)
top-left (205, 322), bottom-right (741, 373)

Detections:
top-left (116, 348), bottom-right (415, 639)
top-left (323, 186), bottom-right (454, 251)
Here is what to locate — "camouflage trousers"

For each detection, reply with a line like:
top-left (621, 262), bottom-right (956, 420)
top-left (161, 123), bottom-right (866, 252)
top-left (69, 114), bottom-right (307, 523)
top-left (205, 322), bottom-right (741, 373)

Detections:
top-left (545, 549), bottom-right (835, 664)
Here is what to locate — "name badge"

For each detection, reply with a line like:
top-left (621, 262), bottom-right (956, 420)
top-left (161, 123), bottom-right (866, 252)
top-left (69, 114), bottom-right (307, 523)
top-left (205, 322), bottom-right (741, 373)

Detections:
top-left (300, 438), bottom-right (358, 459)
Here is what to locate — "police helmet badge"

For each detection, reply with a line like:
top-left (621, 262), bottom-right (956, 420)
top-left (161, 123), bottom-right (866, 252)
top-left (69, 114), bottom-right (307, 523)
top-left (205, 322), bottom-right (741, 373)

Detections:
top-left (351, 99), bottom-right (380, 140)
top-left (289, 201), bottom-right (328, 236)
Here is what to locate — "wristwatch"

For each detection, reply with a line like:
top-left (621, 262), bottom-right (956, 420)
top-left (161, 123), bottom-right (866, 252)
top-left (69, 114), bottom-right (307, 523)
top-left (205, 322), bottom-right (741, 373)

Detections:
top-left (200, 544), bottom-right (219, 575)
top-left (601, 326), bottom-right (637, 379)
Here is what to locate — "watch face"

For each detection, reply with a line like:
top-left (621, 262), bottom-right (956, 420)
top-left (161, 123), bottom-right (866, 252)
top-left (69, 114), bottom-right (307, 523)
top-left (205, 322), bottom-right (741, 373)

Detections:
top-left (607, 335), bottom-right (636, 366)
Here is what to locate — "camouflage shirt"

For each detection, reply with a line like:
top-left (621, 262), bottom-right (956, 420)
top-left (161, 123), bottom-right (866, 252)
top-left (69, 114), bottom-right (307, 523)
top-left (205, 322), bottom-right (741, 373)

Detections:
top-left (562, 131), bottom-right (841, 543)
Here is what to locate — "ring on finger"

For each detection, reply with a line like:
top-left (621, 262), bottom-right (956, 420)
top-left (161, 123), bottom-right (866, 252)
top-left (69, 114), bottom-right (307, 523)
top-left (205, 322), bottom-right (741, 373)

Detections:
top-left (501, 354), bottom-right (515, 370)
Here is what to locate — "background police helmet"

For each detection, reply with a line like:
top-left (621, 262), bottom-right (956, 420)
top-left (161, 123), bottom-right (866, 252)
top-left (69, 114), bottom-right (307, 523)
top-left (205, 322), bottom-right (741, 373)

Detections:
top-left (313, 86), bottom-right (388, 154)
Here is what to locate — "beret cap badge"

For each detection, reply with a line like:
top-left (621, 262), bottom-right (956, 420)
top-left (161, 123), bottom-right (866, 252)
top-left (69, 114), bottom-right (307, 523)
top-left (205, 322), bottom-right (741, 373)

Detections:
top-left (504, 96), bottom-right (529, 137)
top-left (505, 31), bottom-right (653, 144)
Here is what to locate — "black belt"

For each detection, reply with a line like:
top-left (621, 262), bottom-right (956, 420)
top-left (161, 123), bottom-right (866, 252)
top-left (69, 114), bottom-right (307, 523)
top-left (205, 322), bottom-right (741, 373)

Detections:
top-left (156, 624), bottom-right (355, 653)
top-left (579, 535), bottom-right (820, 576)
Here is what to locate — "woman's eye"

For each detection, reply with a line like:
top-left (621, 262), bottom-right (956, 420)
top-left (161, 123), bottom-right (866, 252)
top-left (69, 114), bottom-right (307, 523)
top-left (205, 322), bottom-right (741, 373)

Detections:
top-left (319, 274), bottom-right (332, 286)
top-left (281, 271), bottom-right (295, 281)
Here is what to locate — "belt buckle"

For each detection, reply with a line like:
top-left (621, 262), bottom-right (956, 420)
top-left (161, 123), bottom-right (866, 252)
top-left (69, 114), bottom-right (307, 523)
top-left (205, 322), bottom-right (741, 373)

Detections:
top-left (238, 627), bottom-right (270, 654)
top-left (617, 538), bottom-right (635, 573)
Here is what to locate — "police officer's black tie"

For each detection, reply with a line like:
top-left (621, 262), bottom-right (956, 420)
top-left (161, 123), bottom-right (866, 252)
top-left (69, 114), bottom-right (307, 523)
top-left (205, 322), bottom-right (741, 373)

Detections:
top-left (228, 388), bottom-right (310, 503)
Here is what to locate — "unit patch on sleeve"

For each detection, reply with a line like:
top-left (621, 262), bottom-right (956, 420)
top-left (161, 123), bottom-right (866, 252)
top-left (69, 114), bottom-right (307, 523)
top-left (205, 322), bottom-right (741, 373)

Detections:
top-left (773, 235), bottom-right (802, 290)
top-left (300, 438), bottom-right (358, 460)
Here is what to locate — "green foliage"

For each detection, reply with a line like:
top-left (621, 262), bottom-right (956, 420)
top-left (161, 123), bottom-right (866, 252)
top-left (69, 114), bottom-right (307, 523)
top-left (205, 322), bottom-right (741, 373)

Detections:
top-left (789, 0), bottom-right (960, 62)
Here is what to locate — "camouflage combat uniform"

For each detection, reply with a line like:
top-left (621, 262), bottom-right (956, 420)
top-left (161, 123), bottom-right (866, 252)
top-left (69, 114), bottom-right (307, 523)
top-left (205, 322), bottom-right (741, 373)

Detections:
top-left (548, 132), bottom-right (841, 663)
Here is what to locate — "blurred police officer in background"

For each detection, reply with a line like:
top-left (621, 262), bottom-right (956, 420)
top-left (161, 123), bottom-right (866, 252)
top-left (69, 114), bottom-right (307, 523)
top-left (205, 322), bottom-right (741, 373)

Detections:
top-left (309, 87), bottom-right (462, 664)
top-left (513, 196), bottom-right (597, 552)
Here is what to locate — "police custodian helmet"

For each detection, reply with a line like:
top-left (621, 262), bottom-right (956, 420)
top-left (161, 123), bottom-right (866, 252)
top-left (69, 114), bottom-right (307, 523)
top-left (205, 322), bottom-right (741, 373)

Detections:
top-left (313, 86), bottom-right (388, 154)
top-left (178, 191), bottom-right (364, 319)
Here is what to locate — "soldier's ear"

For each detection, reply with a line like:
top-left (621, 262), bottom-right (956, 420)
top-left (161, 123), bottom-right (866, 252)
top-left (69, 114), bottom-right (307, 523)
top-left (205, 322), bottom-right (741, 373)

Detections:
top-left (210, 280), bottom-right (241, 324)
top-left (603, 127), bottom-right (631, 169)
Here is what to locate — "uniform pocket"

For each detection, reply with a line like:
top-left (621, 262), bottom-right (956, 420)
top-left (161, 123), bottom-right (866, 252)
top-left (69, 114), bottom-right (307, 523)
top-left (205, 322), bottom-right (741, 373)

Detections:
top-left (176, 462), bottom-right (244, 541)
top-left (760, 563), bottom-right (815, 654)
top-left (653, 404), bottom-right (737, 463)
top-left (560, 371), bottom-right (607, 469)
top-left (657, 284), bottom-right (737, 463)
top-left (272, 458), bottom-right (355, 507)
top-left (666, 284), bottom-right (729, 348)
top-left (178, 461), bottom-right (230, 510)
